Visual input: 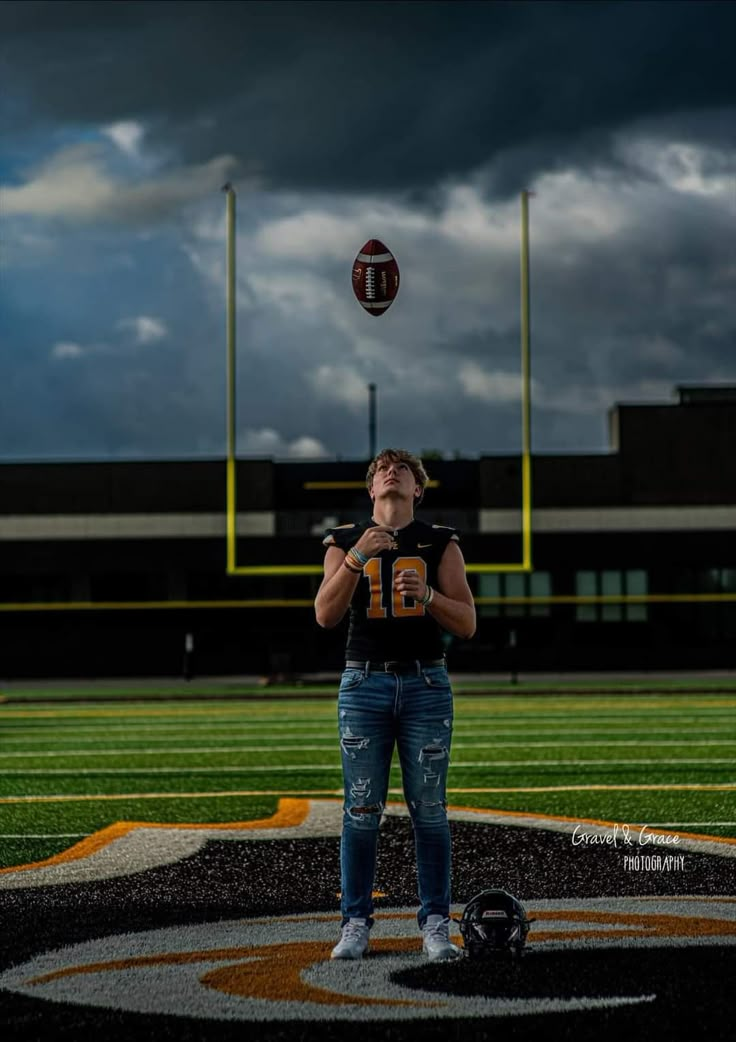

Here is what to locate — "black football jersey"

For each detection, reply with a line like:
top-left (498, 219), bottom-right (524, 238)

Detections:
top-left (322, 518), bottom-right (460, 661)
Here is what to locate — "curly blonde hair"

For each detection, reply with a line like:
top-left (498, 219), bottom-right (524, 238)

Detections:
top-left (366, 448), bottom-right (429, 505)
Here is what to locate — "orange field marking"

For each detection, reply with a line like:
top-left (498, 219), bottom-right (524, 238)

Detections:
top-left (2, 797), bottom-right (735, 877)
top-left (441, 801), bottom-right (736, 847)
top-left (0, 798), bottom-right (308, 875)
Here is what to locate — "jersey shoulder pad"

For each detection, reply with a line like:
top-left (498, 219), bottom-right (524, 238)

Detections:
top-left (322, 521), bottom-right (369, 549)
top-left (428, 521), bottom-right (461, 543)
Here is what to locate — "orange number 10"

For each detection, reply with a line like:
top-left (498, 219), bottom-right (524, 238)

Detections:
top-left (364, 556), bottom-right (427, 619)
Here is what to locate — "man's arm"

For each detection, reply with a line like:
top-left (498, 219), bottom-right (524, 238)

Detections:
top-left (394, 539), bottom-right (476, 639)
top-left (314, 525), bottom-right (397, 628)
top-left (430, 540), bottom-right (476, 639)
top-left (314, 547), bottom-right (360, 629)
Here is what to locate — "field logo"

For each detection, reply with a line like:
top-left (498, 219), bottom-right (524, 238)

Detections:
top-left (2, 899), bottom-right (736, 1022)
top-left (2, 800), bottom-right (734, 890)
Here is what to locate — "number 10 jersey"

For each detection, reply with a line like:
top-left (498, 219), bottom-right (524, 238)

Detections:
top-left (322, 518), bottom-right (460, 661)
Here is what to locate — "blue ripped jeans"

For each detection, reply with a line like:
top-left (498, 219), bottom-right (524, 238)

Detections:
top-left (337, 663), bottom-right (453, 928)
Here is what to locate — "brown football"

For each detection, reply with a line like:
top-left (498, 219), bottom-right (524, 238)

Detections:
top-left (351, 239), bottom-right (400, 316)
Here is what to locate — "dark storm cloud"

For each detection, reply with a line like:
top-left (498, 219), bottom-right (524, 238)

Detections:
top-left (1, 1), bottom-right (734, 463)
top-left (2, 1), bottom-right (734, 196)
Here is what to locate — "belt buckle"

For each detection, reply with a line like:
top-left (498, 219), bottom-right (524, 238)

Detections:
top-left (384, 660), bottom-right (421, 674)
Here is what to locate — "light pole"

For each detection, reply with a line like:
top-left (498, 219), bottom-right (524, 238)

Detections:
top-left (368, 382), bottom-right (377, 459)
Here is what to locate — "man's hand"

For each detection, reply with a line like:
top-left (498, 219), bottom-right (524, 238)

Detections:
top-left (354, 525), bottom-right (397, 558)
top-left (394, 567), bottom-right (426, 602)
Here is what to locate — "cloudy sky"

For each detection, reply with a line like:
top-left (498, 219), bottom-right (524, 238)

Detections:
top-left (1, 0), bottom-right (734, 462)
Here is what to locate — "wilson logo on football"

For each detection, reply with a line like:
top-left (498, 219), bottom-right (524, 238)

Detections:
top-left (352, 239), bottom-right (400, 315)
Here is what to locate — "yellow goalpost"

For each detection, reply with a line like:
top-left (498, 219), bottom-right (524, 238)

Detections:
top-left (222, 185), bottom-right (533, 578)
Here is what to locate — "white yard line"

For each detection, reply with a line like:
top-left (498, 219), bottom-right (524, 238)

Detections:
top-left (2, 739), bottom-right (736, 759)
top-left (3, 726), bottom-right (735, 743)
top-left (2, 783), bottom-right (735, 806)
top-left (0, 833), bottom-right (91, 839)
top-left (2, 758), bottom-right (736, 775)
top-left (4, 713), bottom-right (735, 730)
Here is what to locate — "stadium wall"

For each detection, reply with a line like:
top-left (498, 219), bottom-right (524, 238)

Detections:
top-left (0, 388), bottom-right (734, 678)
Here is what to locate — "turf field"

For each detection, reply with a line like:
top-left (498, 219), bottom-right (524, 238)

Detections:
top-left (2, 684), bottom-right (736, 869)
top-left (1, 679), bottom-right (735, 1040)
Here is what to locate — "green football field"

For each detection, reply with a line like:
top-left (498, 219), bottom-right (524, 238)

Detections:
top-left (2, 683), bottom-right (736, 871)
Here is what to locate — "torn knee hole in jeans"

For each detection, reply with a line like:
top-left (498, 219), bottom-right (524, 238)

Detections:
top-left (411, 797), bottom-right (447, 810)
top-left (347, 779), bottom-right (383, 819)
top-left (340, 727), bottom-right (370, 759)
top-left (348, 804), bottom-right (383, 818)
top-left (349, 776), bottom-right (373, 802)
top-left (418, 742), bottom-right (449, 786)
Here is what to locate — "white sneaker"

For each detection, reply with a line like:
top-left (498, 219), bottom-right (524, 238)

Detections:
top-left (331, 918), bottom-right (370, 959)
top-left (422, 915), bottom-right (461, 962)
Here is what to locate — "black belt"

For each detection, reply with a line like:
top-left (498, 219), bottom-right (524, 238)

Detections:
top-left (345, 658), bottom-right (446, 674)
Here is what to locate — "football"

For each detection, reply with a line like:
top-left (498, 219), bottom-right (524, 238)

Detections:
top-left (352, 239), bottom-right (400, 316)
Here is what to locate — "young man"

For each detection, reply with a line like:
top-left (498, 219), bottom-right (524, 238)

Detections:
top-left (314, 448), bottom-right (476, 961)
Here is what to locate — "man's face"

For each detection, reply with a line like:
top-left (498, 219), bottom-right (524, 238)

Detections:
top-left (370, 457), bottom-right (420, 503)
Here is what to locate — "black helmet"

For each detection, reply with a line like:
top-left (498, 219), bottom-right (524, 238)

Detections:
top-left (458, 889), bottom-right (533, 958)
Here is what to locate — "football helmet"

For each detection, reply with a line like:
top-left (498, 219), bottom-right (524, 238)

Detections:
top-left (458, 889), bottom-right (533, 958)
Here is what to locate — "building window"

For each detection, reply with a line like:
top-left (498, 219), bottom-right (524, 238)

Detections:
top-left (576, 569), bottom-right (648, 622)
top-left (478, 571), bottom-right (551, 617)
top-left (626, 569), bottom-right (648, 622)
top-left (698, 568), bottom-right (736, 594)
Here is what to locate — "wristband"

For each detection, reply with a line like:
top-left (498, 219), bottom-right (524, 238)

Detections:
top-left (420, 585), bottom-right (435, 606)
top-left (343, 556), bottom-right (363, 574)
top-left (346, 547), bottom-right (366, 570)
top-left (349, 546), bottom-right (369, 566)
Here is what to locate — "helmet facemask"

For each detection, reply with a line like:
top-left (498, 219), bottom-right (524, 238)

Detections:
top-left (458, 890), bottom-right (533, 959)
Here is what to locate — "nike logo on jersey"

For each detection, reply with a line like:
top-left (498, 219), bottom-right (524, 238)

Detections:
top-left (417, 543), bottom-right (432, 548)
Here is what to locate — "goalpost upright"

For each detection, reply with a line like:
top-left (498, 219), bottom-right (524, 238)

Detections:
top-left (223, 186), bottom-right (533, 577)
top-left (224, 183), bottom-right (238, 576)
top-left (519, 188), bottom-right (533, 573)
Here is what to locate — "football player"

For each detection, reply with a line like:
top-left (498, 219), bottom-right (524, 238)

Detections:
top-left (315, 448), bottom-right (475, 961)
